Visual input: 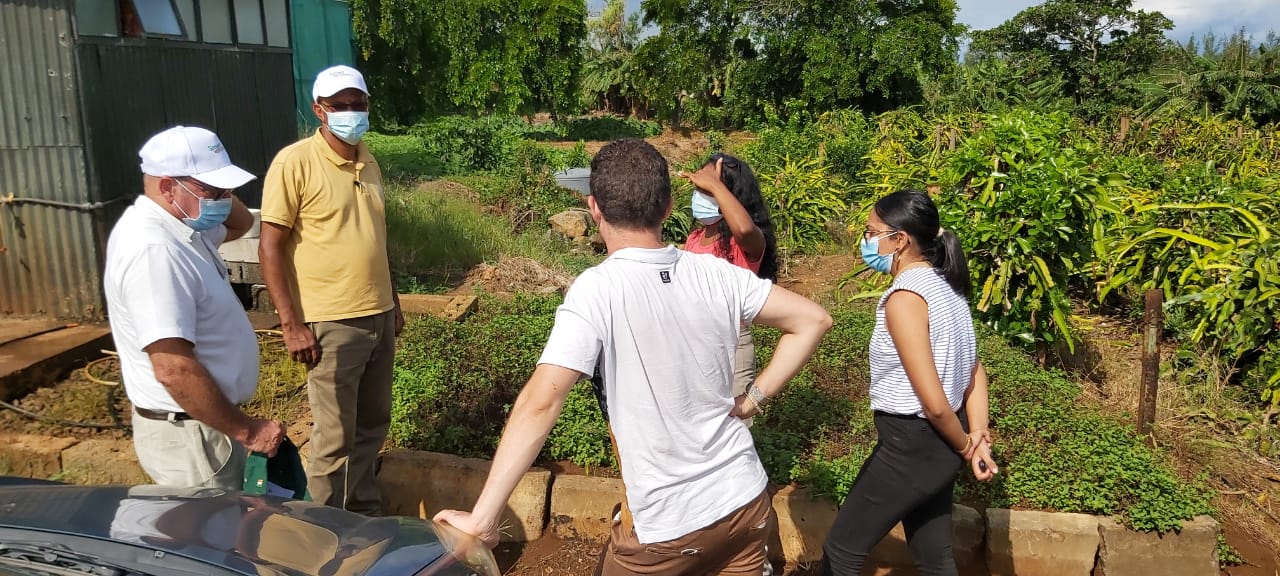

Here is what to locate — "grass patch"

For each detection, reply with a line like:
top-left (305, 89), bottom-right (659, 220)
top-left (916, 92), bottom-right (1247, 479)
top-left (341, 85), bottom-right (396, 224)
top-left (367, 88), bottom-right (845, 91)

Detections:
top-left (366, 132), bottom-right (443, 182)
top-left (385, 183), bottom-right (599, 290)
top-left (243, 333), bottom-right (309, 425)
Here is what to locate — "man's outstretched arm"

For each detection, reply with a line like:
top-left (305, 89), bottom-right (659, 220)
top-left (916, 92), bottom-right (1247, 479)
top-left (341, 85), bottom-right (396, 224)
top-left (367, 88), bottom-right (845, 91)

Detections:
top-left (433, 363), bottom-right (583, 545)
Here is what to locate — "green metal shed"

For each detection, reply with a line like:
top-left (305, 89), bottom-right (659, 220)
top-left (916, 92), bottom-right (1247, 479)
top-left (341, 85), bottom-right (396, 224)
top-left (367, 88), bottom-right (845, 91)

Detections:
top-left (290, 0), bottom-right (354, 133)
top-left (1, 0), bottom-right (304, 319)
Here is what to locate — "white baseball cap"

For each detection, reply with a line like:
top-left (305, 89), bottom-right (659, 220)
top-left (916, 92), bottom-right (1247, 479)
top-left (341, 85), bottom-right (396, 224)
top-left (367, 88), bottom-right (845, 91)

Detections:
top-left (138, 126), bottom-right (256, 190)
top-left (312, 65), bottom-right (369, 102)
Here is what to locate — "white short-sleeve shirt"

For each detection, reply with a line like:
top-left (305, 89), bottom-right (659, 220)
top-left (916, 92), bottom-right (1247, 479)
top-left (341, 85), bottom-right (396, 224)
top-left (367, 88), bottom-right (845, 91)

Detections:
top-left (103, 196), bottom-right (259, 413)
top-left (538, 246), bottom-right (773, 543)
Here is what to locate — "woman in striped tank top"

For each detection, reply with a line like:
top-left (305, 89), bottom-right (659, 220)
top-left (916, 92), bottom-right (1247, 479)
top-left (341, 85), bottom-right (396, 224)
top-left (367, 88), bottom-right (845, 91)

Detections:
top-left (822, 190), bottom-right (999, 576)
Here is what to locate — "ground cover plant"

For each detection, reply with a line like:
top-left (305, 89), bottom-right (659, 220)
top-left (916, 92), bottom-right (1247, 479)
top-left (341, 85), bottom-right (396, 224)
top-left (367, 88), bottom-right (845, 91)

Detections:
top-left (387, 296), bottom-right (1214, 533)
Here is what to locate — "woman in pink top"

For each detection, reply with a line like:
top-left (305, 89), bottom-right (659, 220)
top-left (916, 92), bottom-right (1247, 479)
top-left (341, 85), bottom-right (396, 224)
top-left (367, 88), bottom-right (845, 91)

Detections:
top-left (681, 152), bottom-right (779, 426)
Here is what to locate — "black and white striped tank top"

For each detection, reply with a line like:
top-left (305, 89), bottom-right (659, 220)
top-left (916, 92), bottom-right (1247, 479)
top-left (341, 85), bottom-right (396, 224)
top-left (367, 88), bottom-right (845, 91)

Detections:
top-left (868, 266), bottom-right (977, 416)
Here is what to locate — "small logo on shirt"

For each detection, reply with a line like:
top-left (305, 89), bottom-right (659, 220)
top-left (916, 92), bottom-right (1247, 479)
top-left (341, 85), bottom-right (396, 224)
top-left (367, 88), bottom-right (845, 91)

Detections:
top-left (659, 270), bottom-right (671, 283)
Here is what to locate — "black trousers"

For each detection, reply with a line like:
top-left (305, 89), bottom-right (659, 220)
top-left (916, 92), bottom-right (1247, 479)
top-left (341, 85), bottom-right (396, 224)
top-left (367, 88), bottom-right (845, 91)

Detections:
top-left (822, 411), bottom-right (966, 576)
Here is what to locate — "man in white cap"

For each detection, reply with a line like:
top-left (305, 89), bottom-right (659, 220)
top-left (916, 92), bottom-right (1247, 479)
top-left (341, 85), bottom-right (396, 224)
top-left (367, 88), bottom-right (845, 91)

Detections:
top-left (258, 65), bottom-right (401, 515)
top-left (104, 126), bottom-right (286, 489)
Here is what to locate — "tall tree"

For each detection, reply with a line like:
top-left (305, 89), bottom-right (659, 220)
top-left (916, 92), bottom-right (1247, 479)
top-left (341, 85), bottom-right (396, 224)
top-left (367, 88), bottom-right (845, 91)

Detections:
top-left (1144, 29), bottom-right (1280, 125)
top-left (633, 0), bottom-right (963, 125)
top-left (969, 0), bottom-right (1172, 120)
top-left (582, 0), bottom-right (647, 115)
top-left (637, 0), bottom-right (745, 125)
top-left (352, 0), bottom-right (586, 127)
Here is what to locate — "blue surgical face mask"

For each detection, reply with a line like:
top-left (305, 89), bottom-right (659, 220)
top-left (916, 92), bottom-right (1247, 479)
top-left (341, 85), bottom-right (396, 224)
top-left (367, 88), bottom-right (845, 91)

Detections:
top-left (326, 111), bottom-right (370, 145)
top-left (175, 180), bottom-right (233, 231)
top-left (691, 191), bottom-right (722, 225)
top-left (860, 232), bottom-right (898, 274)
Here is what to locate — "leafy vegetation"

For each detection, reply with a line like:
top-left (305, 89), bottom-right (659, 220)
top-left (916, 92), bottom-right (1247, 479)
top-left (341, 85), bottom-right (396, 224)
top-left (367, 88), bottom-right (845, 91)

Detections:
top-left (388, 299), bottom-right (1213, 533)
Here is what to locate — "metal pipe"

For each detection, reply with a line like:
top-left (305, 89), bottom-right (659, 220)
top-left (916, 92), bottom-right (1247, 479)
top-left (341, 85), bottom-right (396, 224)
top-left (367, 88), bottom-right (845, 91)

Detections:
top-left (1, 193), bottom-right (129, 212)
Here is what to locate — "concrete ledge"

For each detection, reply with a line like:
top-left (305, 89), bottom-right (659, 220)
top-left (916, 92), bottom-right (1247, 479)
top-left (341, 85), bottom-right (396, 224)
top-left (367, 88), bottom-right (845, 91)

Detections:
top-left (1098, 515), bottom-right (1219, 576)
top-left (549, 474), bottom-right (626, 542)
top-left (770, 486), bottom-right (985, 569)
top-left (60, 438), bottom-right (148, 485)
top-left (987, 509), bottom-right (1099, 576)
top-left (770, 485), bottom-right (839, 565)
top-left (870, 503), bottom-right (984, 568)
top-left (378, 450), bottom-right (550, 542)
top-left (0, 434), bottom-right (79, 479)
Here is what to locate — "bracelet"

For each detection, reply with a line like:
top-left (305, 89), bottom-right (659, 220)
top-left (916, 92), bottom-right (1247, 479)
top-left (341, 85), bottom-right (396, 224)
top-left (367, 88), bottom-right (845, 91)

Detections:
top-left (740, 393), bottom-right (761, 413)
top-left (957, 435), bottom-right (972, 454)
top-left (745, 383), bottom-right (768, 410)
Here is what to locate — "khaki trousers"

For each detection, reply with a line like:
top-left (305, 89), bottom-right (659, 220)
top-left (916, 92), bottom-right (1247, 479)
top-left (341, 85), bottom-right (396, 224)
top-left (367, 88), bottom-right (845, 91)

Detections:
top-left (595, 490), bottom-right (776, 576)
top-left (132, 412), bottom-right (246, 490)
top-left (306, 309), bottom-right (395, 515)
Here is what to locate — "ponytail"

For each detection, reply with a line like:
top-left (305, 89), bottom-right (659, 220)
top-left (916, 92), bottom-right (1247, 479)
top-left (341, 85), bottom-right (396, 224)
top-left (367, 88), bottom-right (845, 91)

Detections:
top-left (929, 228), bottom-right (970, 298)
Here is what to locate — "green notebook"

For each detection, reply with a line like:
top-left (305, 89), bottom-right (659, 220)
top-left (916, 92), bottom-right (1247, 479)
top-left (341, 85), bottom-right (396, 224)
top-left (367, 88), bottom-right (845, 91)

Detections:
top-left (243, 436), bottom-right (311, 501)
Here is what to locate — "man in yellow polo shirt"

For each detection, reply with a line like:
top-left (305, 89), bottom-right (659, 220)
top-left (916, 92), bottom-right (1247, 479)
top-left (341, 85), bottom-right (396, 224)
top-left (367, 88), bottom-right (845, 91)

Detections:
top-left (258, 65), bottom-right (403, 515)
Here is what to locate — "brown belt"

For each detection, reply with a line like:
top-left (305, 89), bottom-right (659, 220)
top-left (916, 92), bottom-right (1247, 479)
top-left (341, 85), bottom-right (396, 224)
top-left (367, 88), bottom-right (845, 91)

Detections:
top-left (134, 407), bottom-right (192, 421)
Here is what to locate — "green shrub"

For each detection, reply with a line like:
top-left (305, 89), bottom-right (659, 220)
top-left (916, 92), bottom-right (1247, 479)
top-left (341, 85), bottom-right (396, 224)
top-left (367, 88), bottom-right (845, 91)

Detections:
top-left (938, 109), bottom-right (1115, 353)
top-left (559, 116), bottom-right (661, 140)
top-left (390, 294), bottom-right (1212, 534)
top-left (759, 156), bottom-right (848, 251)
top-left (411, 115), bottom-right (529, 174)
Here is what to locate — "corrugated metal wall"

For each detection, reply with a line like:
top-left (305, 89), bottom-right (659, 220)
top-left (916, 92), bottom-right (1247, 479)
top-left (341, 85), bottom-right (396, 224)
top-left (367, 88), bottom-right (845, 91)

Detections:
top-left (1, 1), bottom-right (296, 319)
top-left (77, 41), bottom-right (297, 209)
top-left (0, 0), bottom-right (103, 318)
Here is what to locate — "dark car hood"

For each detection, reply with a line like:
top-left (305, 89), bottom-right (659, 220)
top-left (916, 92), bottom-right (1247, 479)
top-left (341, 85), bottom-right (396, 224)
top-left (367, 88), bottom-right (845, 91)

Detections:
top-left (0, 484), bottom-right (449, 576)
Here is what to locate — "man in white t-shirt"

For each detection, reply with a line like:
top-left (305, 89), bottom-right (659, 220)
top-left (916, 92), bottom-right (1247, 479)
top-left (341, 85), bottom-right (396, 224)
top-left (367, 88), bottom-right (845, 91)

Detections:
top-left (104, 126), bottom-right (285, 490)
top-left (435, 138), bottom-right (832, 574)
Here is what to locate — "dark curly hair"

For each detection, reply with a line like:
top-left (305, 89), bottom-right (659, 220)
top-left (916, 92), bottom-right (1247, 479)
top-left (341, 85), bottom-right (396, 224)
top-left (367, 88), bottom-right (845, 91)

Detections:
top-left (702, 152), bottom-right (779, 281)
top-left (590, 138), bottom-right (671, 230)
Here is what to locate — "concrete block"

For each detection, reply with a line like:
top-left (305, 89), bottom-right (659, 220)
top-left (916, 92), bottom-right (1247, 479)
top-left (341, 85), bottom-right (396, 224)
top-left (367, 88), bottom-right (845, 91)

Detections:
top-left (770, 485), bottom-right (839, 565)
top-left (869, 504), bottom-right (984, 568)
top-left (218, 237), bottom-right (260, 264)
top-left (1098, 516), bottom-right (1219, 576)
top-left (397, 294), bottom-right (477, 321)
top-left (549, 474), bottom-right (626, 543)
top-left (986, 509), bottom-right (1099, 576)
top-left (60, 438), bottom-right (148, 485)
top-left (0, 434), bottom-right (78, 479)
top-left (378, 450), bottom-right (550, 542)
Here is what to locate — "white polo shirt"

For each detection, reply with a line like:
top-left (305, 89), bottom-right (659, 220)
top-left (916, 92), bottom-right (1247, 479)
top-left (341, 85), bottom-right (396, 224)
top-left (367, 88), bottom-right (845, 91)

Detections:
top-left (538, 246), bottom-right (773, 543)
top-left (103, 196), bottom-right (259, 413)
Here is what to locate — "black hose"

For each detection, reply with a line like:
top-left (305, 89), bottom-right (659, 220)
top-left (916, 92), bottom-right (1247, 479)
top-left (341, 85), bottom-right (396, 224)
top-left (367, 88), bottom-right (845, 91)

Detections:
top-left (106, 386), bottom-right (124, 429)
top-left (0, 399), bottom-right (128, 430)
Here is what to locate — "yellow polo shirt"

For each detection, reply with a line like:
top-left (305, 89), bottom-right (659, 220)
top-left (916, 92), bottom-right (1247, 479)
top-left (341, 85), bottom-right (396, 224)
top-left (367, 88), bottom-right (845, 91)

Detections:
top-left (260, 130), bottom-right (394, 323)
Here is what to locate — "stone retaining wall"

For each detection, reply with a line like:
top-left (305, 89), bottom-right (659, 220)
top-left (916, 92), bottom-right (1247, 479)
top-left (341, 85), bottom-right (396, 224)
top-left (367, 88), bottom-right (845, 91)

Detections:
top-left (0, 436), bottom-right (1220, 575)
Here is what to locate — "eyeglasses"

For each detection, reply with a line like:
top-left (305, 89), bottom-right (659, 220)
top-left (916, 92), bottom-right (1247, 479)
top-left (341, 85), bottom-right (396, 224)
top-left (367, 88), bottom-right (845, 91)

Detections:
top-left (862, 228), bottom-right (900, 240)
top-left (177, 178), bottom-right (233, 201)
top-left (320, 99), bottom-right (370, 112)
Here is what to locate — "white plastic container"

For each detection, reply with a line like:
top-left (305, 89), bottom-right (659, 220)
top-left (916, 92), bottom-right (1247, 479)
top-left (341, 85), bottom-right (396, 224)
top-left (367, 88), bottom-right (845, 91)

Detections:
top-left (244, 208), bottom-right (262, 239)
top-left (553, 168), bottom-right (592, 195)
